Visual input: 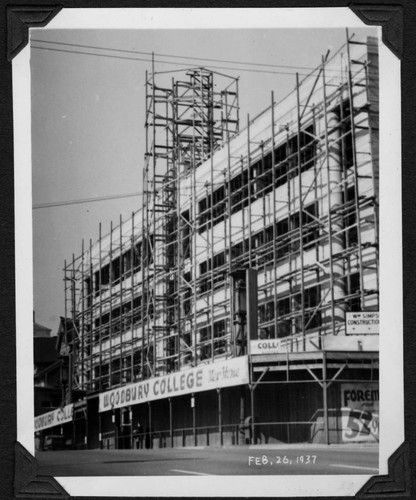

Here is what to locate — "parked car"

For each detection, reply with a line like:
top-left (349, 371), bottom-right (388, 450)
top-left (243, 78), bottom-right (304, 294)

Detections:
top-left (43, 434), bottom-right (66, 451)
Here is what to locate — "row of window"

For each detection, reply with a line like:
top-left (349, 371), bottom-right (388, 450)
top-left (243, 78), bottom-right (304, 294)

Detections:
top-left (198, 201), bottom-right (319, 293)
top-left (91, 319), bottom-right (228, 388)
top-left (198, 126), bottom-right (316, 232)
top-left (92, 296), bottom-right (142, 341)
top-left (85, 237), bottom-right (155, 299)
top-left (197, 100), bottom-right (358, 235)
top-left (257, 273), bottom-right (361, 339)
top-left (258, 286), bottom-right (321, 339)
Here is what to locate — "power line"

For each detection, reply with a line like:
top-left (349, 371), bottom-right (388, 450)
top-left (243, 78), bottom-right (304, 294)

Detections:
top-left (33, 192), bottom-right (143, 210)
top-left (31, 45), bottom-right (330, 78)
top-left (31, 37), bottom-right (341, 73)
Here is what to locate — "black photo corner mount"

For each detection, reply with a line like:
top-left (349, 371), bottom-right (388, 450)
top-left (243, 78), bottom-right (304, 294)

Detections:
top-left (8, 2), bottom-right (409, 499)
top-left (349, 3), bottom-right (403, 59)
top-left (14, 442), bottom-right (69, 499)
top-left (357, 442), bottom-right (411, 497)
top-left (7, 4), bottom-right (63, 61)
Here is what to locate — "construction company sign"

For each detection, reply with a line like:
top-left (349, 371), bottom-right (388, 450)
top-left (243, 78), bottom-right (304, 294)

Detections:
top-left (250, 339), bottom-right (282, 355)
top-left (341, 383), bottom-right (379, 443)
top-left (99, 356), bottom-right (249, 413)
top-left (346, 311), bottom-right (379, 335)
top-left (34, 404), bottom-right (74, 432)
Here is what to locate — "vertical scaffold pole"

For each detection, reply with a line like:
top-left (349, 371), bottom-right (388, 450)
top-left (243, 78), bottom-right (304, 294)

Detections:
top-left (130, 212), bottom-right (135, 382)
top-left (109, 221), bottom-right (113, 386)
top-left (322, 56), bottom-right (344, 337)
top-left (81, 239), bottom-right (85, 390)
top-left (70, 253), bottom-right (76, 400)
top-left (89, 239), bottom-right (93, 392)
top-left (295, 73), bottom-right (306, 349)
top-left (148, 402), bottom-right (152, 448)
top-left (192, 79), bottom-right (198, 367)
top-left (151, 53), bottom-right (156, 376)
top-left (98, 223), bottom-right (103, 391)
top-left (247, 115), bottom-right (253, 267)
top-left (225, 93), bottom-right (234, 353)
top-left (346, 28), bottom-right (365, 309)
top-left (217, 388), bottom-right (223, 445)
top-left (169, 398), bottom-right (173, 448)
top-left (322, 351), bottom-right (329, 444)
top-left (119, 214), bottom-right (124, 384)
top-left (271, 92), bottom-right (278, 339)
top-left (64, 259), bottom-right (68, 403)
top-left (250, 365), bottom-right (255, 444)
top-left (210, 115), bottom-right (215, 363)
top-left (192, 393), bottom-right (196, 446)
top-left (173, 78), bottom-right (181, 371)
top-left (142, 71), bottom-right (148, 378)
top-left (363, 47), bottom-right (380, 300)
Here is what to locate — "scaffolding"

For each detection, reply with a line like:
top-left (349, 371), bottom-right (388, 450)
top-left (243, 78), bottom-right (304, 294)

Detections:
top-left (63, 32), bottom-right (379, 396)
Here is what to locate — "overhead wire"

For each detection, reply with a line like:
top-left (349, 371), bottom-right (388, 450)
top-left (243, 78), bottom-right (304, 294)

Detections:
top-left (31, 45), bottom-right (316, 77)
top-left (30, 38), bottom-right (344, 77)
top-left (33, 192), bottom-right (143, 209)
top-left (31, 37), bottom-right (341, 73)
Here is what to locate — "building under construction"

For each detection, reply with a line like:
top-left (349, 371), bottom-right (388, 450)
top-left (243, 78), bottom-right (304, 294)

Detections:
top-left (36, 33), bottom-right (379, 450)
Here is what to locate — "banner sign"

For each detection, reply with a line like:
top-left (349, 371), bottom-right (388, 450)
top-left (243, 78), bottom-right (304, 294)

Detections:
top-left (346, 311), bottom-right (379, 335)
top-left (99, 356), bottom-right (249, 413)
top-left (341, 383), bottom-right (379, 443)
top-left (34, 404), bottom-right (74, 432)
top-left (250, 339), bottom-right (282, 355)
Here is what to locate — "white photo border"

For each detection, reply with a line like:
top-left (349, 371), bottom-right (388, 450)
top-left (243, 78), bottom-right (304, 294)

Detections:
top-left (14, 7), bottom-right (402, 497)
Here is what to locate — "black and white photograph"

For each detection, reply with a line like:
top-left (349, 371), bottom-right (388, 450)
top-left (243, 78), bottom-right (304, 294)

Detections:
top-left (10, 6), bottom-right (404, 498)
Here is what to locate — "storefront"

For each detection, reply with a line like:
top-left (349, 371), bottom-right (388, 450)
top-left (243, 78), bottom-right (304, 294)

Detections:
top-left (34, 403), bottom-right (74, 450)
top-left (35, 351), bottom-right (379, 449)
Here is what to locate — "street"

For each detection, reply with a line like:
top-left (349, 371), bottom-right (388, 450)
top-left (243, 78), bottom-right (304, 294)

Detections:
top-left (36, 444), bottom-right (379, 476)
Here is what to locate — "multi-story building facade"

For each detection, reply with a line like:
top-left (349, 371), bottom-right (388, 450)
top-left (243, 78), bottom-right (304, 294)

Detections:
top-left (36, 33), bottom-right (379, 450)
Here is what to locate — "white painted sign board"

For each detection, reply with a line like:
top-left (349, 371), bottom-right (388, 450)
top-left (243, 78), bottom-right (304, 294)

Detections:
top-left (346, 311), bottom-right (379, 335)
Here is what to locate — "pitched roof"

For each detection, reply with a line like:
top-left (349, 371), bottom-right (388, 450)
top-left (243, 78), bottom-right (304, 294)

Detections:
top-left (34, 321), bottom-right (52, 338)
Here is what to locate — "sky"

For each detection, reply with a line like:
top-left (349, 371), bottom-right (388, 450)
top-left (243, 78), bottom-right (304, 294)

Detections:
top-left (30, 26), bottom-right (377, 333)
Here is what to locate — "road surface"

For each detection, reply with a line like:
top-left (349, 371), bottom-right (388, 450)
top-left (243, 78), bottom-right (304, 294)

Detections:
top-left (36, 444), bottom-right (379, 476)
